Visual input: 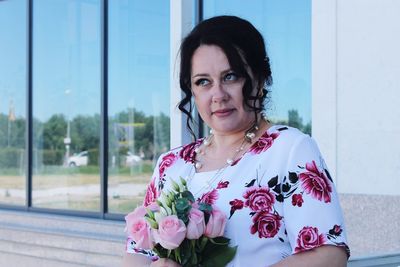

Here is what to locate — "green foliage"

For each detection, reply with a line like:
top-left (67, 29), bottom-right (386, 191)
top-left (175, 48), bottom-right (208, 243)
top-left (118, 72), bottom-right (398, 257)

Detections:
top-left (41, 149), bottom-right (64, 165)
top-left (0, 107), bottom-right (170, 168)
top-left (87, 148), bottom-right (99, 166)
top-left (0, 147), bottom-right (24, 168)
top-left (272, 109), bottom-right (312, 136)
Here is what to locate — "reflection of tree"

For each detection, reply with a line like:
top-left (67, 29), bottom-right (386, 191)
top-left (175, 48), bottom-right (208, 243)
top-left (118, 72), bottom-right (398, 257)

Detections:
top-left (0, 109), bottom-right (170, 168)
top-left (109, 108), bottom-right (170, 162)
top-left (272, 109), bottom-right (311, 136)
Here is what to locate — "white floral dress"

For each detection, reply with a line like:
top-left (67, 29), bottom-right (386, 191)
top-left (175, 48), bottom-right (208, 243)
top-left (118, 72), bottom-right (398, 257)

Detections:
top-left (126, 125), bottom-right (350, 266)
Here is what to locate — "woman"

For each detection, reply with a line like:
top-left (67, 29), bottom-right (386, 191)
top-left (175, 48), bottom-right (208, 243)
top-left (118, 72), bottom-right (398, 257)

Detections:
top-left (123, 15), bottom-right (350, 267)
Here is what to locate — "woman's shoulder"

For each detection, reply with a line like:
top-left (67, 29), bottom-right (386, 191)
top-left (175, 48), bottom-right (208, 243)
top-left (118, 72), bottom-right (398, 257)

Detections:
top-left (156, 138), bottom-right (203, 165)
top-left (265, 124), bottom-right (310, 144)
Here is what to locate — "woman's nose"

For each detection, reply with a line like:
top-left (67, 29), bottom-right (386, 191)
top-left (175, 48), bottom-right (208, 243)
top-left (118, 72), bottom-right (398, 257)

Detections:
top-left (211, 82), bottom-right (228, 102)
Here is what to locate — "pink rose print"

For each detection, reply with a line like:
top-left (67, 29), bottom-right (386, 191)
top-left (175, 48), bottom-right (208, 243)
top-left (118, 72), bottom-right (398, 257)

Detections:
top-left (295, 226), bottom-right (326, 253)
top-left (249, 132), bottom-right (279, 154)
top-left (158, 152), bottom-right (177, 177)
top-left (243, 186), bottom-right (275, 212)
top-left (179, 140), bottom-right (202, 163)
top-left (291, 194), bottom-right (304, 207)
top-left (299, 161), bottom-right (332, 203)
top-left (229, 199), bottom-right (244, 219)
top-left (143, 178), bottom-right (158, 207)
top-left (250, 211), bottom-right (282, 238)
top-left (198, 189), bottom-right (219, 205)
top-left (216, 181), bottom-right (229, 189)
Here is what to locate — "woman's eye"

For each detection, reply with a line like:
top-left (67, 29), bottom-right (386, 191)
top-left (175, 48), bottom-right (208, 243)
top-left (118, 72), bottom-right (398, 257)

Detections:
top-left (194, 79), bottom-right (210, 87)
top-left (224, 72), bottom-right (238, 82)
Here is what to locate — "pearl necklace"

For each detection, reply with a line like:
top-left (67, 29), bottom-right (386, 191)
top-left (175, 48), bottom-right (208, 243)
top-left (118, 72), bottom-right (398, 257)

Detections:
top-left (187, 113), bottom-right (270, 197)
top-left (193, 124), bottom-right (259, 170)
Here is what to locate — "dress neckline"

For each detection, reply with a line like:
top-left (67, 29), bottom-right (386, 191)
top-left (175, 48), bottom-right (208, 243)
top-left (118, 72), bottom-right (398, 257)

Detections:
top-left (193, 124), bottom-right (278, 174)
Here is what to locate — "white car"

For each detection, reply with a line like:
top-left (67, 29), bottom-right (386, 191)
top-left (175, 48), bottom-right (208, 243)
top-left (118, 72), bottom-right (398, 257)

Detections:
top-left (68, 151), bottom-right (89, 167)
top-left (125, 151), bottom-right (142, 166)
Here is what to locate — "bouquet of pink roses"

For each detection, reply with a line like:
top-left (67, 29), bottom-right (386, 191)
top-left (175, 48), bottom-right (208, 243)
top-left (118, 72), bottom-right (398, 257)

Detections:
top-left (125, 177), bottom-right (237, 266)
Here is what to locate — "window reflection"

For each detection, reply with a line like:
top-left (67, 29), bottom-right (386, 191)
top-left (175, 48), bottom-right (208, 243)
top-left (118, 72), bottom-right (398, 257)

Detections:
top-left (32, 0), bottom-right (101, 211)
top-left (107, 1), bottom-right (170, 213)
top-left (203, 0), bottom-right (311, 135)
top-left (0, 0), bottom-right (27, 206)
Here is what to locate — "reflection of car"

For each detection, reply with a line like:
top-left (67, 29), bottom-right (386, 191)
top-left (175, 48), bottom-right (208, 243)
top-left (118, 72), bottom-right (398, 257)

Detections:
top-left (68, 151), bottom-right (88, 167)
top-left (125, 151), bottom-right (142, 166)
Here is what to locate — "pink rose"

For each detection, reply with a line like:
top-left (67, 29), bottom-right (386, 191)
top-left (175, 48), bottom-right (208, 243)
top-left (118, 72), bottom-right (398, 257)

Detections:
top-left (295, 226), bottom-right (326, 253)
top-left (249, 132), bottom-right (279, 154)
top-left (186, 207), bottom-right (206, 239)
top-left (158, 153), bottom-right (177, 177)
top-left (198, 189), bottom-right (219, 205)
top-left (144, 179), bottom-right (159, 207)
top-left (125, 206), bottom-right (154, 249)
top-left (299, 161), bottom-right (332, 203)
top-left (153, 215), bottom-right (186, 250)
top-left (243, 186), bottom-right (275, 212)
top-left (292, 194), bottom-right (304, 207)
top-left (250, 211), bottom-right (282, 238)
top-left (205, 206), bottom-right (227, 238)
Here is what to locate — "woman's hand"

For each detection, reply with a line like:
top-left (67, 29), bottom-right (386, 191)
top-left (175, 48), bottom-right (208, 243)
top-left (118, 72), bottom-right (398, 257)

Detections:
top-left (150, 258), bottom-right (181, 267)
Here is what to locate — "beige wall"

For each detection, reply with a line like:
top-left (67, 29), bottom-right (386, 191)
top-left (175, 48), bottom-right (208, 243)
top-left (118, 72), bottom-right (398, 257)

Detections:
top-left (312, 0), bottom-right (400, 195)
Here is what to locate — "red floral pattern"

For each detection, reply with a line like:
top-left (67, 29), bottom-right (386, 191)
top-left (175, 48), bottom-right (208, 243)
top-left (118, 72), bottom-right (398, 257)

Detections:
top-left (249, 132), bottom-right (280, 154)
top-left (179, 139), bottom-right (202, 163)
top-left (229, 199), bottom-right (244, 212)
top-left (299, 161), bottom-right (332, 203)
top-left (295, 226), bottom-right (326, 253)
top-left (158, 152), bottom-right (178, 177)
top-left (127, 126), bottom-right (350, 263)
top-left (217, 181), bottom-right (229, 189)
top-left (291, 194), bottom-right (304, 207)
top-left (243, 186), bottom-right (275, 212)
top-left (250, 211), bottom-right (282, 238)
top-left (143, 178), bottom-right (158, 207)
top-left (198, 189), bottom-right (219, 205)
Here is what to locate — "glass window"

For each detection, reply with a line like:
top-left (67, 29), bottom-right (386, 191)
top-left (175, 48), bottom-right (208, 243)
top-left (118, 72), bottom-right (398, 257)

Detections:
top-left (0, 0), bottom-right (27, 206)
top-left (107, 1), bottom-right (170, 213)
top-left (203, 0), bottom-right (311, 135)
top-left (32, 0), bottom-right (101, 211)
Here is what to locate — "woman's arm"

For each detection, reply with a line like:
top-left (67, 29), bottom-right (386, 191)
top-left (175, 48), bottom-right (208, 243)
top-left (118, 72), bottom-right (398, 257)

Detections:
top-left (122, 253), bottom-right (152, 267)
top-left (270, 245), bottom-right (347, 267)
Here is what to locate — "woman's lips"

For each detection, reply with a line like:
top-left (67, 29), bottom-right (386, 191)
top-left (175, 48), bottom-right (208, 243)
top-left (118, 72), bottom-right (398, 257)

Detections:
top-left (212, 108), bottom-right (234, 117)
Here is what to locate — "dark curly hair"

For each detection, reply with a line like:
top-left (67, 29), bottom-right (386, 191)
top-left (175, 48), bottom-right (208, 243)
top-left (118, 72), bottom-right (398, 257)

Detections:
top-left (178, 15), bottom-right (272, 139)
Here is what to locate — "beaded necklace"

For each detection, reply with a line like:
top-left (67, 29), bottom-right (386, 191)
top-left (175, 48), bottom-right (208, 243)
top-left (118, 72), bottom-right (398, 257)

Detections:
top-left (187, 116), bottom-right (267, 197)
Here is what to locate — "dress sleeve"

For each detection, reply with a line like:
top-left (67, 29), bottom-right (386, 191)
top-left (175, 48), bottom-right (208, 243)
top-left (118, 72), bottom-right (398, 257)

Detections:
top-left (283, 135), bottom-right (350, 258)
top-left (124, 155), bottom-right (163, 260)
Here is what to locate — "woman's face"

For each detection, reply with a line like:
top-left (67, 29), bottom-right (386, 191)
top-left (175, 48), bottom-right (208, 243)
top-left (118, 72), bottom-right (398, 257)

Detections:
top-left (190, 45), bottom-right (255, 136)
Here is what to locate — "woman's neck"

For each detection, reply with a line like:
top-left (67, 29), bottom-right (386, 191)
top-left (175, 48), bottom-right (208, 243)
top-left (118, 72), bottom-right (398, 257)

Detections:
top-left (210, 118), bottom-right (269, 155)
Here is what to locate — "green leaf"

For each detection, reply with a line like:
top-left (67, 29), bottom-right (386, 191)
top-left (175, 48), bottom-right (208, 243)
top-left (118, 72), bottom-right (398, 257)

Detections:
top-left (209, 236), bottom-right (230, 246)
top-left (201, 245), bottom-right (237, 267)
top-left (174, 247), bottom-right (181, 264)
top-left (175, 198), bottom-right (190, 212)
top-left (198, 202), bottom-right (212, 213)
top-left (198, 236), bottom-right (208, 252)
top-left (179, 176), bottom-right (187, 187)
top-left (181, 190), bottom-right (195, 203)
top-left (170, 178), bottom-right (181, 192)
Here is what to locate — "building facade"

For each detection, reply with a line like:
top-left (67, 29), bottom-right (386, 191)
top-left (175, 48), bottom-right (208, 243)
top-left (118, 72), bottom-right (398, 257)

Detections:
top-left (0, 0), bottom-right (399, 266)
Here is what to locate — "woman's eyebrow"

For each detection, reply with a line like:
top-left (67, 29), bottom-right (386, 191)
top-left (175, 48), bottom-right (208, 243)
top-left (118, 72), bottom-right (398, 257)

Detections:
top-left (192, 73), bottom-right (209, 79)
